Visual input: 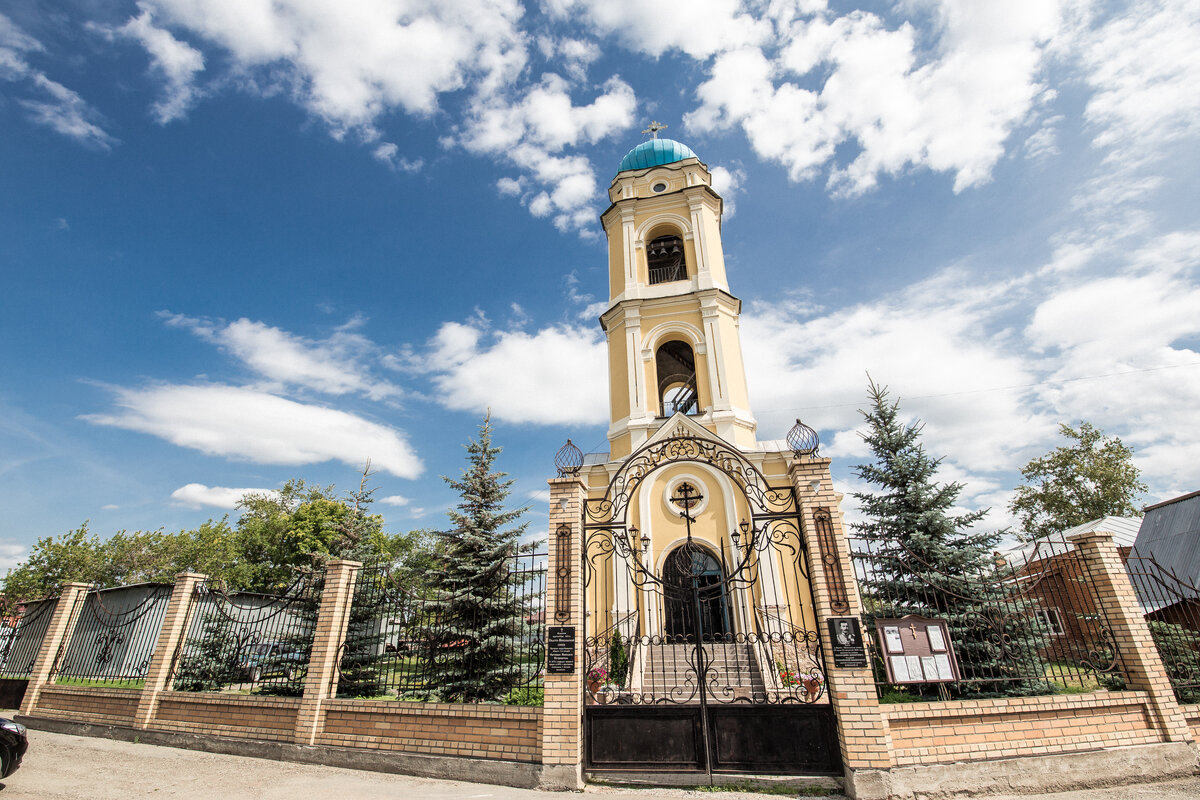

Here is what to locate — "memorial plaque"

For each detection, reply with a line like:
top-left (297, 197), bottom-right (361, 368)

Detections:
top-left (827, 617), bottom-right (868, 668)
top-left (546, 625), bottom-right (576, 674)
top-left (874, 616), bottom-right (961, 684)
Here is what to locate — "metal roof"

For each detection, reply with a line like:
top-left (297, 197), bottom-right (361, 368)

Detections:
top-left (1000, 515), bottom-right (1142, 568)
top-left (1133, 491), bottom-right (1200, 581)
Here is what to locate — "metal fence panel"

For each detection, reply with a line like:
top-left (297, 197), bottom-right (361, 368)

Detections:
top-left (172, 570), bottom-right (323, 695)
top-left (851, 532), bottom-right (1126, 701)
top-left (336, 553), bottom-right (546, 702)
top-left (0, 598), bottom-right (58, 678)
top-left (55, 584), bottom-right (172, 686)
top-left (1125, 550), bottom-right (1200, 702)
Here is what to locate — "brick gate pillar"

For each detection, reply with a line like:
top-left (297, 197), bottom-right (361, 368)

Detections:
top-left (539, 475), bottom-right (587, 790)
top-left (790, 457), bottom-right (895, 800)
top-left (294, 559), bottom-right (361, 746)
top-left (133, 572), bottom-right (206, 728)
top-left (19, 581), bottom-right (92, 717)
top-left (1073, 532), bottom-right (1193, 743)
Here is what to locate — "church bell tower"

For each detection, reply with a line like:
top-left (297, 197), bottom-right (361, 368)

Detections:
top-left (599, 125), bottom-right (758, 459)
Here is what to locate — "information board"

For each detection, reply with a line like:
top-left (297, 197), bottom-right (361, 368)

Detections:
top-left (546, 625), bottom-right (575, 674)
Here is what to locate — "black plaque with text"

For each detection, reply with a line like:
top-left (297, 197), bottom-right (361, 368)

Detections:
top-left (546, 625), bottom-right (576, 674)
top-left (827, 617), bottom-right (868, 669)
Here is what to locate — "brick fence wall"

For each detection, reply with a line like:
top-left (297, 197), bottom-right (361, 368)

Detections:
top-left (884, 692), bottom-right (1164, 766)
top-left (15, 557), bottom-right (559, 789)
top-left (13, 521), bottom-right (1200, 798)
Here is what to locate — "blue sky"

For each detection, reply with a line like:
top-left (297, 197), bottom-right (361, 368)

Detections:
top-left (2, 0), bottom-right (1199, 568)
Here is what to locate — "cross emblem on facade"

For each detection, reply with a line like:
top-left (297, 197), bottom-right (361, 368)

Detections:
top-left (642, 120), bottom-right (668, 139)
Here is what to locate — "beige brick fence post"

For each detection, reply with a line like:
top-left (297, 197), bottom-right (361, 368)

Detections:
top-left (790, 458), bottom-right (895, 800)
top-left (294, 559), bottom-right (361, 746)
top-left (1073, 532), bottom-right (1193, 743)
top-left (539, 475), bottom-right (587, 790)
top-left (133, 572), bottom-right (206, 728)
top-left (18, 581), bottom-right (92, 717)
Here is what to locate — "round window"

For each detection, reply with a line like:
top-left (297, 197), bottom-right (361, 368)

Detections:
top-left (652, 182), bottom-right (667, 193)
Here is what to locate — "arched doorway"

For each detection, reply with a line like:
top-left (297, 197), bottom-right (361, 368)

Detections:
top-left (663, 544), bottom-right (729, 640)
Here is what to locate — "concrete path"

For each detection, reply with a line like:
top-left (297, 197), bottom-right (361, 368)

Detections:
top-left (2, 728), bottom-right (1198, 800)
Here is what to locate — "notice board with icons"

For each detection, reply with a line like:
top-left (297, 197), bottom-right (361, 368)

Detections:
top-left (874, 616), bottom-right (962, 684)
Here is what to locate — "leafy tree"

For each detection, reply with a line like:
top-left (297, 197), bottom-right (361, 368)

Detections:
top-left (853, 380), bottom-right (1047, 698)
top-left (2, 524), bottom-right (107, 602)
top-left (1009, 422), bottom-right (1147, 542)
top-left (423, 414), bottom-right (533, 702)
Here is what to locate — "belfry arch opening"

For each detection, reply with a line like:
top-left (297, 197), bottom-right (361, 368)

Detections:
top-left (656, 340), bottom-right (698, 416)
top-left (646, 232), bottom-right (687, 284)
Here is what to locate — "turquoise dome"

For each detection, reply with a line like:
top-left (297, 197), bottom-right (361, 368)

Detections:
top-left (618, 138), bottom-right (698, 173)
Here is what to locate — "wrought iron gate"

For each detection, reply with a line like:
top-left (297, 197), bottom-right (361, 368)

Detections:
top-left (582, 428), bottom-right (840, 776)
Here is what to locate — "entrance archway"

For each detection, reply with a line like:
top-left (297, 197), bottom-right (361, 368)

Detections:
top-left (581, 425), bottom-right (839, 776)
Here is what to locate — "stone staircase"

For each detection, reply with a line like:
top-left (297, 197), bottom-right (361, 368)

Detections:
top-left (639, 642), bottom-right (766, 701)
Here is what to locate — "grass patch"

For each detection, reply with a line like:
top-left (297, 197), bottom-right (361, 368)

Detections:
top-left (55, 676), bottom-right (145, 689)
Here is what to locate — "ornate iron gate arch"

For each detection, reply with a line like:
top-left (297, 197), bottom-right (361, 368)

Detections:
top-left (581, 425), bottom-right (840, 776)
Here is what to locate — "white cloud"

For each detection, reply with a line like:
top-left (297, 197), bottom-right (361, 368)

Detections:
top-left (106, 8), bottom-right (205, 123)
top-left (171, 482), bottom-right (274, 509)
top-left (742, 268), bottom-right (1050, 474)
top-left (1, 15), bottom-right (115, 148)
top-left (547, 0), bottom-right (769, 59)
top-left (83, 383), bottom-right (423, 478)
top-left (422, 319), bottom-right (608, 425)
top-left (135, 0), bottom-right (527, 135)
top-left (379, 495), bottom-right (410, 507)
top-left (686, 1), bottom-right (1063, 195)
top-left (709, 165), bottom-right (745, 217)
top-left (1078, 0), bottom-right (1200, 162)
top-left (0, 541), bottom-right (26, 572)
top-left (161, 312), bottom-right (402, 400)
top-left (454, 74), bottom-right (636, 233)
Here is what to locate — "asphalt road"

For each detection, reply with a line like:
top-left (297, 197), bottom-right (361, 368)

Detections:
top-left (2, 728), bottom-right (1199, 800)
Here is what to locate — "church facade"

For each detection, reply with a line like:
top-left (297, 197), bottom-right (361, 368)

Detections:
top-left (554, 133), bottom-right (850, 774)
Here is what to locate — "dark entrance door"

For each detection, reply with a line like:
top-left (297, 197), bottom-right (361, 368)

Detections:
top-left (663, 546), bottom-right (729, 639)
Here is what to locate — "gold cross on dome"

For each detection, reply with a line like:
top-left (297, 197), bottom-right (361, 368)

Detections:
top-left (642, 120), bottom-right (667, 139)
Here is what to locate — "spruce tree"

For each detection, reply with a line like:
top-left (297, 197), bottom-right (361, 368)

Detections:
top-left (425, 414), bottom-right (531, 702)
top-left (853, 380), bottom-right (1047, 697)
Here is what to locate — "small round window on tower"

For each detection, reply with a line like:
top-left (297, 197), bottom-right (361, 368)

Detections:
top-left (652, 182), bottom-right (667, 193)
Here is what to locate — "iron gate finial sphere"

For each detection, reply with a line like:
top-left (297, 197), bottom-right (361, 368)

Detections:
top-left (555, 438), bottom-right (583, 476)
top-left (787, 419), bottom-right (820, 457)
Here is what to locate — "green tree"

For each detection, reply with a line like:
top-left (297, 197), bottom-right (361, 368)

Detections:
top-left (2, 524), bottom-right (107, 602)
top-left (424, 414), bottom-right (533, 702)
top-left (853, 380), bottom-right (1046, 698)
top-left (1009, 422), bottom-right (1147, 541)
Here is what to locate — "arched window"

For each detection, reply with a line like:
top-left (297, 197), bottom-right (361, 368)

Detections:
top-left (656, 340), bottom-right (698, 416)
top-left (647, 234), bottom-right (686, 284)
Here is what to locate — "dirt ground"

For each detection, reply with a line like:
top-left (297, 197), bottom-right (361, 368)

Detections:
top-left (2, 728), bottom-right (1199, 800)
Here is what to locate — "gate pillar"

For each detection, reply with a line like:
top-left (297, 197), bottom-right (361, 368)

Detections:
top-left (540, 475), bottom-right (587, 790)
top-left (791, 457), bottom-right (895, 800)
